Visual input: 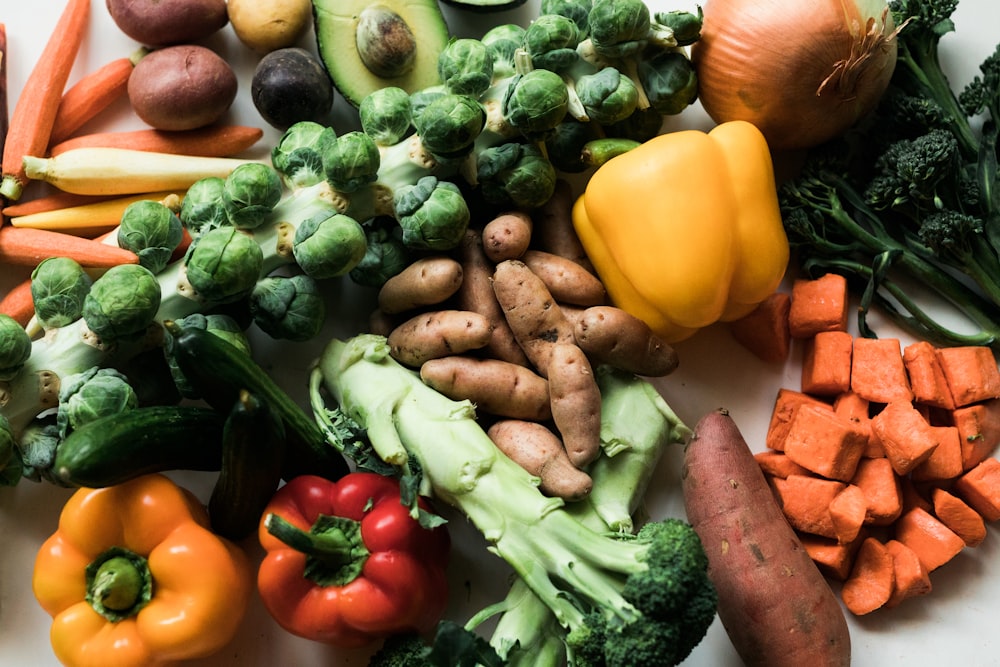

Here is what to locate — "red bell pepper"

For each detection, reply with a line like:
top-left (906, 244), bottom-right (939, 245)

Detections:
top-left (257, 472), bottom-right (451, 648)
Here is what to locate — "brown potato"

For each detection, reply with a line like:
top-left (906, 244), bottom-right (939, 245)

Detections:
top-left (574, 305), bottom-right (679, 376)
top-left (420, 356), bottom-right (551, 421)
top-left (227, 0), bottom-right (312, 54)
top-left (128, 45), bottom-right (237, 131)
top-left (530, 179), bottom-right (594, 272)
top-left (522, 249), bottom-right (606, 306)
top-left (547, 343), bottom-right (602, 468)
top-left (106, 0), bottom-right (229, 47)
top-left (488, 419), bottom-right (593, 501)
top-left (482, 211), bottom-right (533, 263)
top-left (377, 255), bottom-right (463, 315)
top-left (387, 310), bottom-right (493, 367)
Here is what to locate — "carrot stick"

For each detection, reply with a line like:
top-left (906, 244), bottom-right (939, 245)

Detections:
top-left (49, 124), bottom-right (265, 157)
top-left (0, 276), bottom-right (35, 326)
top-left (9, 190), bottom-right (180, 235)
top-left (0, 225), bottom-right (138, 268)
top-left (0, 0), bottom-right (91, 202)
top-left (3, 191), bottom-right (115, 218)
top-left (47, 49), bottom-right (146, 147)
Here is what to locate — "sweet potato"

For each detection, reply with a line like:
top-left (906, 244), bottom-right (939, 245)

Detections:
top-left (893, 506), bottom-right (966, 572)
top-left (547, 343), bottom-right (602, 468)
top-left (949, 398), bottom-right (1000, 471)
top-left (377, 255), bottom-right (464, 315)
top-left (935, 345), bottom-right (1000, 407)
top-left (788, 272), bottom-right (849, 338)
top-left (482, 210), bottom-right (533, 263)
top-left (771, 474), bottom-right (845, 539)
top-left (487, 419), bottom-right (593, 501)
top-left (953, 457), bottom-right (1000, 521)
top-left (683, 410), bottom-right (851, 667)
top-left (419, 355), bottom-right (551, 421)
top-left (764, 388), bottom-right (832, 452)
top-left (931, 487), bottom-right (987, 547)
top-left (386, 310), bottom-right (493, 367)
top-left (729, 291), bottom-right (792, 363)
top-left (902, 340), bottom-right (956, 409)
top-left (801, 330), bottom-right (853, 396)
top-left (850, 457), bottom-right (903, 526)
top-left (869, 400), bottom-right (939, 476)
top-left (781, 404), bottom-right (866, 482)
top-left (840, 537), bottom-right (895, 615)
top-left (572, 305), bottom-right (678, 377)
top-left (850, 337), bottom-right (914, 404)
top-left (884, 539), bottom-right (932, 608)
top-left (520, 249), bottom-right (606, 307)
top-left (800, 533), bottom-right (865, 582)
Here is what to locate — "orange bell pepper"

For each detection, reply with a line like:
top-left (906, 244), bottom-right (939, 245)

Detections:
top-left (32, 474), bottom-right (253, 667)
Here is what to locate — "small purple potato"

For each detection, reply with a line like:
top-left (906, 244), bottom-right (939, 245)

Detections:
top-left (106, 0), bottom-right (229, 47)
top-left (128, 45), bottom-right (238, 131)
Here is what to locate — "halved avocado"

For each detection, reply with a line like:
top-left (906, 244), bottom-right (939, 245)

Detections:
top-left (312, 0), bottom-right (451, 108)
top-left (439, 0), bottom-right (528, 13)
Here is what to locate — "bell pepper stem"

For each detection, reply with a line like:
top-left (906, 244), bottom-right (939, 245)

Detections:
top-left (264, 512), bottom-right (369, 587)
top-left (85, 546), bottom-right (153, 622)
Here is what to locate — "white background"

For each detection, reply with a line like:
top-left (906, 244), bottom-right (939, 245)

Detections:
top-left (2, 0), bottom-right (1000, 665)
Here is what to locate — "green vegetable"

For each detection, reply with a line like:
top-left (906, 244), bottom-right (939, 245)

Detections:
top-left (292, 212), bottom-right (368, 279)
top-left (349, 216), bottom-right (411, 288)
top-left (117, 199), bottom-right (184, 274)
top-left (0, 413), bottom-right (21, 487)
top-left (393, 176), bottom-right (470, 250)
top-left (178, 176), bottom-right (228, 233)
top-left (56, 367), bottom-right (137, 439)
top-left (438, 38), bottom-right (495, 98)
top-left (249, 274), bottom-right (326, 341)
top-left (270, 121), bottom-right (337, 189)
top-left (164, 312), bottom-right (251, 399)
top-left (222, 162), bottom-right (283, 230)
top-left (779, 0), bottom-right (1000, 347)
top-left (182, 225), bottom-right (264, 304)
top-left (313, 334), bottom-right (715, 667)
top-left (29, 257), bottom-right (93, 330)
top-left (359, 87), bottom-right (413, 146)
top-left (0, 314), bottom-right (32, 381)
top-left (576, 66), bottom-right (639, 124)
top-left (322, 131), bottom-right (381, 193)
top-left (82, 264), bottom-right (162, 343)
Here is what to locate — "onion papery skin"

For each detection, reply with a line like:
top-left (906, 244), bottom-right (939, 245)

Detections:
top-left (690, 0), bottom-right (899, 151)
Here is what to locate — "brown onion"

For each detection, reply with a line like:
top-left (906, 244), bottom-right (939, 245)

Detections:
top-left (691, 0), bottom-right (901, 151)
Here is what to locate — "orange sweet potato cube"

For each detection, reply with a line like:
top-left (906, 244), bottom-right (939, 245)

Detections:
top-left (884, 539), bottom-right (932, 608)
top-left (801, 532), bottom-right (866, 581)
top-left (730, 291), bottom-right (792, 363)
top-left (783, 404), bottom-right (867, 481)
top-left (754, 450), bottom-right (810, 479)
top-left (851, 337), bottom-right (914, 404)
top-left (953, 457), bottom-right (1000, 521)
top-left (765, 388), bottom-right (832, 452)
top-left (903, 340), bottom-right (955, 409)
top-left (833, 392), bottom-right (882, 458)
top-left (894, 506), bottom-right (966, 572)
top-left (936, 346), bottom-right (1000, 407)
top-left (851, 456), bottom-right (903, 526)
top-left (801, 331), bottom-right (853, 396)
top-left (869, 401), bottom-right (940, 476)
top-left (788, 273), bottom-right (849, 338)
top-left (910, 425), bottom-right (964, 482)
top-left (931, 487), bottom-right (987, 547)
top-left (949, 398), bottom-right (1000, 471)
top-left (772, 474), bottom-right (845, 539)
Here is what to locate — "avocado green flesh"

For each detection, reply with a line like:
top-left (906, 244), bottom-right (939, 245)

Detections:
top-left (312, 0), bottom-right (451, 108)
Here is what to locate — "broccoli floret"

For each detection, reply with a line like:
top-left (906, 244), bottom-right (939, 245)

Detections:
top-left (368, 633), bottom-right (430, 667)
top-left (367, 622), bottom-right (504, 667)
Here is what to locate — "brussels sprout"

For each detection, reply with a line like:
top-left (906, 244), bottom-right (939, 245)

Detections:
top-left (82, 264), bottom-right (162, 343)
top-left (576, 66), bottom-right (639, 125)
top-left (655, 8), bottom-right (702, 46)
top-left (117, 199), bottom-right (185, 274)
top-left (638, 49), bottom-right (699, 116)
top-left (292, 213), bottom-right (368, 279)
top-left (412, 93), bottom-right (486, 160)
top-left (502, 69), bottom-right (569, 140)
top-left (393, 175), bottom-right (470, 251)
top-left (587, 0), bottom-right (651, 59)
top-left (30, 256), bottom-right (93, 329)
top-left (250, 274), bottom-right (325, 341)
top-left (179, 176), bottom-right (228, 233)
top-left (481, 24), bottom-right (526, 78)
top-left (604, 106), bottom-right (664, 143)
top-left (545, 119), bottom-right (604, 172)
top-left (56, 367), bottom-right (138, 438)
top-left (0, 413), bottom-right (21, 486)
top-left (523, 14), bottom-right (581, 73)
top-left (223, 162), bottom-right (284, 230)
top-left (438, 38), bottom-right (494, 98)
top-left (0, 315), bottom-right (31, 381)
top-left (541, 0), bottom-right (593, 35)
top-left (409, 87), bottom-right (448, 118)
top-left (183, 226), bottom-right (264, 304)
top-left (359, 86), bottom-right (413, 146)
top-left (271, 121), bottom-right (337, 189)
top-left (165, 313), bottom-right (251, 398)
top-left (477, 142), bottom-right (557, 209)
top-left (322, 131), bottom-right (381, 193)
top-left (349, 216), bottom-right (411, 288)
top-left (16, 416), bottom-right (60, 485)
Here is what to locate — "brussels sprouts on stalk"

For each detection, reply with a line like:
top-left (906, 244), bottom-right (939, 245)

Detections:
top-left (655, 8), bottom-right (703, 46)
top-left (639, 49), bottom-right (699, 116)
top-left (438, 38), bottom-right (494, 98)
top-left (16, 416), bottom-right (60, 485)
top-left (349, 216), bottom-right (411, 288)
top-left (183, 226), bottom-right (264, 304)
top-left (250, 274), bottom-right (326, 341)
top-left (523, 14), bottom-right (581, 73)
top-left (0, 413), bottom-right (21, 486)
top-left (481, 24), bottom-right (526, 79)
top-left (545, 119), bottom-right (604, 172)
top-left (412, 93), bottom-right (486, 160)
top-left (30, 257), bottom-right (93, 330)
top-left (292, 213), bottom-right (368, 279)
top-left (587, 0), bottom-right (651, 59)
top-left (503, 68), bottom-right (570, 141)
top-left (359, 87), bottom-right (413, 146)
top-left (576, 66), bottom-right (639, 124)
top-left (322, 131), bottom-right (381, 193)
top-left (223, 162), bottom-right (284, 230)
top-left (56, 367), bottom-right (137, 438)
top-left (82, 264), bottom-right (162, 343)
top-left (117, 199), bottom-right (185, 274)
top-left (541, 0), bottom-right (594, 35)
top-left (271, 121), bottom-right (337, 189)
top-left (165, 313), bottom-right (251, 398)
top-left (409, 87), bottom-right (448, 119)
top-left (393, 175), bottom-right (470, 251)
top-left (0, 314), bottom-right (31, 382)
top-left (179, 176), bottom-right (228, 233)
top-left (477, 142), bottom-right (557, 209)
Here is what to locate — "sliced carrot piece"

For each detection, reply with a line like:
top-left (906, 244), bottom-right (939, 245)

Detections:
top-left (902, 340), bottom-right (956, 409)
top-left (850, 457), bottom-right (903, 526)
top-left (952, 457), bottom-right (1000, 521)
top-left (782, 403), bottom-right (867, 481)
top-left (801, 330), bottom-right (853, 396)
top-left (841, 537), bottom-right (895, 615)
top-left (884, 539), bottom-right (932, 608)
top-left (851, 337), bottom-right (914, 404)
top-left (949, 399), bottom-right (1000, 471)
top-left (788, 272), bottom-right (849, 338)
top-left (931, 487), bottom-right (987, 547)
top-left (765, 388), bottom-right (832, 452)
top-left (730, 291), bottom-right (792, 363)
top-left (935, 345), bottom-right (1000, 408)
top-left (771, 474), bottom-right (846, 539)
top-left (869, 400), bottom-right (940, 476)
top-left (910, 425), bottom-right (964, 482)
top-left (894, 506), bottom-right (966, 572)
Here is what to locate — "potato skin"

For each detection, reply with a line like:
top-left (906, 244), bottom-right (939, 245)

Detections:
top-left (420, 356), bottom-right (551, 421)
top-left (487, 419), bottom-right (592, 501)
top-left (128, 45), bottom-right (237, 131)
top-left (574, 305), bottom-right (679, 377)
top-left (683, 410), bottom-right (851, 667)
top-left (387, 310), bottom-right (493, 367)
top-left (106, 0), bottom-right (228, 47)
top-left (378, 255), bottom-right (463, 315)
top-left (227, 0), bottom-right (312, 54)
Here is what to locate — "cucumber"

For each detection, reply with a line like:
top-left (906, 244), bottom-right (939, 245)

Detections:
top-left (164, 320), bottom-right (349, 481)
top-left (54, 405), bottom-right (225, 487)
top-left (209, 389), bottom-right (285, 540)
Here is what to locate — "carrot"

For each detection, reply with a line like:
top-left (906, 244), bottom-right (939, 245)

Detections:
top-left (850, 336), bottom-right (914, 404)
top-left (0, 0), bottom-right (91, 202)
top-left (547, 342), bottom-right (602, 468)
top-left (800, 533), bottom-right (865, 581)
top-left (0, 276), bottom-right (34, 326)
top-left (683, 410), bottom-right (851, 667)
top-left (418, 355), bottom-right (551, 421)
top-left (729, 291), bottom-right (792, 363)
top-left (10, 190), bottom-right (180, 236)
top-left (764, 388), bottom-right (832, 452)
top-left (787, 272), bottom-right (849, 338)
top-left (800, 330), bottom-right (853, 396)
top-left (0, 225), bottom-right (138, 268)
top-left (771, 473), bottom-right (846, 539)
top-left (952, 457), bottom-right (1000, 521)
top-left (48, 124), bottom-right (266, 158)
top-left (931, 487), bottom-right (987, 547)
top-left (948, 398), bottom-right (1000, 471)
top-left (829, 484), bottom-right (868, 544)
top-left (47, 49), bottom-right (146, 148)
top-left (893, 506), bottom-right (966, 572)
top-left (3, 191), bottom-right (116, 218)
top-left (840, 537), bottom-right (895, 615)
top-left (869, 400), bottom-right (940, 476)
top-left (902, 340), bottom-right (956, 409)
top-left (883, 539), bottom-right (932, 608)
top-left (832, 392), bottom-right (882, 458)
top-left (782, 403), bottom-right (866, 481)
top-left (935, 345), bottom-right (1000, 408)
top-left (910, 425), bottom-right (964, 482)
top-left (850, 457), bottom-right (903, 526)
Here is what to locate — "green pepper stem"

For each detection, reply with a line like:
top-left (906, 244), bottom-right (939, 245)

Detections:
top-left (264, 512), bottom-right (369, 588)
top-left (86, 546), bottom-right (153, 622)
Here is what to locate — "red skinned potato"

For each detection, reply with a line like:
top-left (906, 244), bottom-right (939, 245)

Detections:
top-left (128, 45), bottom-right (238, 131)
top-left (106, 0), bottom-right (228, 47)
top-left (683, 410), bottom-right (851, 667)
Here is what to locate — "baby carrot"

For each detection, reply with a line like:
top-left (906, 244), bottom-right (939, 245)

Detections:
top-left (2, 191), bottom-right (114, 218)
top-left (0, 0), bottom-right (91, 201)
top-left (0, 276), bottom-right (35, 327)
top-left (48, 124), bottom-right (265, 157)
top-left (0, 225), bottom-right (138, 268)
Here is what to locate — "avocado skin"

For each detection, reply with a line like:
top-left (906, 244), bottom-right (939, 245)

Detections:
top-left (439, 0), bottom-right (528, 12)
top-left (311, 0), bottom-right (451, 108)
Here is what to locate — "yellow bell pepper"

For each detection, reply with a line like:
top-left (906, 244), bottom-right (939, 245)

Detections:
top-left (32, 474), bottom-right (253, 667)
top-left (572, 120), bottom-right (789, 343)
